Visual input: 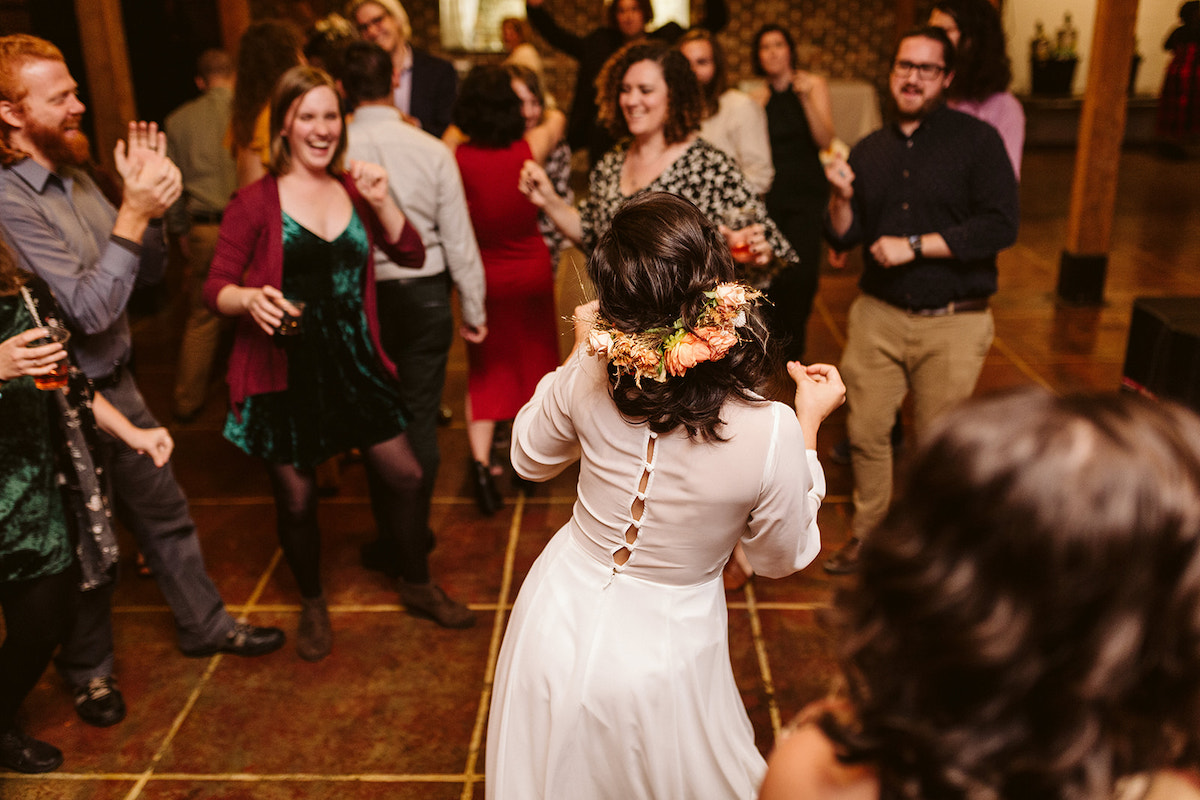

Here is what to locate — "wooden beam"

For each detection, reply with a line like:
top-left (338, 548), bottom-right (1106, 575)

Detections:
top-left (74, 0), bottom-right (135, 173)
top-left (1056, 0), bottom-right (1140, 305)
top-left (218, 0), bottom-right (252, 56)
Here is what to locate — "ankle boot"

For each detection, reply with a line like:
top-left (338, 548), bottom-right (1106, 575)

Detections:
top-left (398, 580), bottom-right (476, 629)
top-left (296, 595), bottom-right (332, 662)
top-left (471, 460), bottom-right (502, 516)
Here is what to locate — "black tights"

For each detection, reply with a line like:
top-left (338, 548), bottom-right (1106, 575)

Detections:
top-left (0, 569), bottom-right (74, 731)
top-left (266, 434), bottom-right (426, 598)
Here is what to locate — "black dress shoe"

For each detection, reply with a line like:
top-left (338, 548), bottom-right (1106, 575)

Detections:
top-left (823, 537), bottom-right (862, 575)
top-left (471, 460), bottom-right (502, 516)
top-left (0, 729), bottom-right (63, 773)
top-left (181, 621), bottom-right (286, 658)
top-left (74, 676), bottom-right (126, 727)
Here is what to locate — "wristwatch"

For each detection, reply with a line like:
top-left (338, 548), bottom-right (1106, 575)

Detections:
top-left (908, 234), bottom-right (923, 258)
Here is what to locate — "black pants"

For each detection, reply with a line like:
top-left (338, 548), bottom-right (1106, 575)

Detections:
top-left (0, 569), bottom-right (74, 730)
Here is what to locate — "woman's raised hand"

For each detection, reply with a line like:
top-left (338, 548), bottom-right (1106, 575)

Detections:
top-left (0, 328), bottom-right (67, 382)
top-left (787, 361), bottom-right (846, 449)
top-left (347, 159), bottom-right (391, 206)
top-left (519, 159), bottom-right (555, 207)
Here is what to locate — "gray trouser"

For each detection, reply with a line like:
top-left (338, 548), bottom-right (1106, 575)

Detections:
top-left (55, 366), bottom-right (233, 686)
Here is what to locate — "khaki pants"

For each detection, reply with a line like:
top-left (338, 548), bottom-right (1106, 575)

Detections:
top-left (840, 294), bottom-right (994, 538)
top-left (172, 222), bottom-right (227, 418)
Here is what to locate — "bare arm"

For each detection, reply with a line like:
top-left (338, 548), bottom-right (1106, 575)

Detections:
top-left (795, 72), bottom-right (836, 151)
top-left (92, 392), bottom-right (173, 467)
top-left (519, 159), bottom-right (583, 244)
top-left (524, 108), bottom-right (567, 164)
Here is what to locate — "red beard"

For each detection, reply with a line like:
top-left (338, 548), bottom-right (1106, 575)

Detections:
top-left (24, 113), bottom-right (91, 167)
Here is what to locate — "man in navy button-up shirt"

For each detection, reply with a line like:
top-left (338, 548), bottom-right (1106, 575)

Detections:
top-left (820, 26), bottom-right (1018, 575)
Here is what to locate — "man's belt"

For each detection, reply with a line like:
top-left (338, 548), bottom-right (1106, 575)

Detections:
top-left (899, 297), bottom-right (989, 317)
top-left (190, 210), bottom-right (223, 224)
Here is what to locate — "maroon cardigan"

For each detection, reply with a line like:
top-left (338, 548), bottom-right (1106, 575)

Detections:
top-left (204, 173), bottom-right (424, 416)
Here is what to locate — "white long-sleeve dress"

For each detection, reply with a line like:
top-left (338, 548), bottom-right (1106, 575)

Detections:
top-left (485, 350), bottom-right (825, 799)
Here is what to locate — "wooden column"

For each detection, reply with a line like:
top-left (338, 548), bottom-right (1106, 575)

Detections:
top-left (74, 0), bottom-right (135, 173)
top-left (1055, 0), bottom-right (1140, 305)
top-left (218, 0), bottom-right (252, 55)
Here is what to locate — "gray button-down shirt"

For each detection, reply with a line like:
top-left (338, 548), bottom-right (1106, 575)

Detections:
top-left (0, 157), bottom-right (166, 378)
top-left (346, 104), bottom-right (486, 328)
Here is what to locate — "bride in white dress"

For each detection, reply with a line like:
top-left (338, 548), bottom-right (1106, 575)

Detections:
top-left (485, 192), bottom-right (845, 799)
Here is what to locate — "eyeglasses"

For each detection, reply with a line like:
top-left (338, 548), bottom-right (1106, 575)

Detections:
top-left (356, 12), bottom-right (388, 34)
top-left (893, 60), bottom-right (946, 80)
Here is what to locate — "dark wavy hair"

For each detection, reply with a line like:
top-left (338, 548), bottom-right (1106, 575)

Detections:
top-left (606, 0), bottom-right (653, 30)
top-left (751, 24), bottom-right (797, 77)
top-left (597, 41), bottom-right (702, 145)
top-left (678, 28), bottom-right (727, 118)
top-left (819, 389), bottom-right (1200, 800)
top-left (933, 0), bottom-right (1013, 99)
top-left (453, 64), bottom-right (525, 148)
top-left (268, 66), bottom-right (348, 177)
top-left (232, 20), bottom-right (303, 149)
top-left (589, 192), bottom-right (771, 441)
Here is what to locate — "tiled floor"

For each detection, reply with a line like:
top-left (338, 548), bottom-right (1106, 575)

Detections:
top-left (7, 148), bottom-right (1200, 798)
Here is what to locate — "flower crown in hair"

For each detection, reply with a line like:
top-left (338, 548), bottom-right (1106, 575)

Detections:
top-left (585, 283), bottom-right (763, 384)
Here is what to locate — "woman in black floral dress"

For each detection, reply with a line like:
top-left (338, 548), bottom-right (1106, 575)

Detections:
top-left (520, 40), bottom-right (797, 291)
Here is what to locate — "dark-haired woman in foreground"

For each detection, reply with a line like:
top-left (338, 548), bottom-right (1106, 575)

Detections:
top-left (485, 192), bottom-right (844, 799)
top-left (760, 389), bottom-right (1200, 800)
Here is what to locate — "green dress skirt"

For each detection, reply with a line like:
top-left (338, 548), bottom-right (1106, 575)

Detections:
top-left (224, 210), bottom-right (407, 468)
top-left (0, 296), bottom-right (72, 583)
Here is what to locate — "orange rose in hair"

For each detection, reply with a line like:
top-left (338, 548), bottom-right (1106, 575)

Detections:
top-left (665, 332), bottom-right (713, 376)
top-left (695, 327), bottom-right (738, 359)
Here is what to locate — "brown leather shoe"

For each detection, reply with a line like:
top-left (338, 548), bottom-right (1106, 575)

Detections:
top-left (823, 537), bottom-right (862, 575)
top-left (296, 595), bottom-right (332, 662)
top-left (397, 581), bottom-right (475, 629)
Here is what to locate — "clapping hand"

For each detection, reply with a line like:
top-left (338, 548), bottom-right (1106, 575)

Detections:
top-left (114, 121), bottom-right (182, 217)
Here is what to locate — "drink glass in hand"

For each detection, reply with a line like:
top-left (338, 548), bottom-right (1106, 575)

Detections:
top-left (723, 206), bottom-right (758, 264)
top-left (274, 300), bottom-right (307, 344)
top-left (29, 320), bottom-right (70, 391)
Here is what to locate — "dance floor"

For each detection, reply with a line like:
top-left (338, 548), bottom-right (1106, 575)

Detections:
top-left (9, 148), bottom-right (1200, 798)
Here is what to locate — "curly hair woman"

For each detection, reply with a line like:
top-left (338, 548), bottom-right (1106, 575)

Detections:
top-left (485, 191), bottom-right (845, 799)
top-left (760, 389), bottom-right (1200, 800)
top-left (521, 40), bottom-right (797, 292)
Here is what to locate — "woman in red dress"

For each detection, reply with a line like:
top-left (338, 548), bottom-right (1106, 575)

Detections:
top-left (452, 65), bottom-right (565, 514)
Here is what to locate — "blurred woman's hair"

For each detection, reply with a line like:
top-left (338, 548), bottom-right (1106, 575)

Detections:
top-left (596, 40), bottom-right (703, 145)
top-left (820, 388), bottom-right (1200, 800)
top-left (678, 28), bottom-right (727, 118)
top-left (232, 19), bottom-right (303, 149)
top-left (589, 192), bottom-right (772, 441)
top-left (933, 0), bottom-right (1012, 97)
top-left (453, 65), bottom-right (526, 148)
top-left (751, 24), bottom-right (796, 77)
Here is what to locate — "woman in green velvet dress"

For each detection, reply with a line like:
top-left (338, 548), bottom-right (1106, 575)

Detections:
top-left (206, 66), bottom-right (475, 663)
top-left (0, 246), bottom-right (171, 774)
